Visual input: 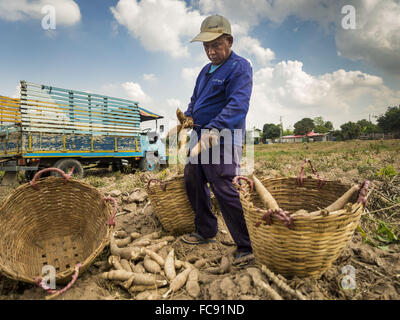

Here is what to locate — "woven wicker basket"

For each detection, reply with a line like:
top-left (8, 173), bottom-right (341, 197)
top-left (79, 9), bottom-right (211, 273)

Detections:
top-left (0, 168), bottom-right (116, 296)
top-left (147, 175), bottom-right (195, 235)
top-left (234, 164), bottom-right (369, 279)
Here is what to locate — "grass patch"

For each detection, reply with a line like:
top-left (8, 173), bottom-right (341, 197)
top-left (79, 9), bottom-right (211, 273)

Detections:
top-left (86, 176), bottom-right (106, 188)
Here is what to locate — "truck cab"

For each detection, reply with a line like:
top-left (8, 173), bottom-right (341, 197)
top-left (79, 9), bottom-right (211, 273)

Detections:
top-left (138, 130), bottom-right (165, 171)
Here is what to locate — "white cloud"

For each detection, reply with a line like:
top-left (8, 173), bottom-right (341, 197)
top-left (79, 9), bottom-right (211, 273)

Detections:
top-left (235, 36), bottom-right (275, 66)
top-left (248, 60), bottom-right (400, 130)
top-left (198, 0), bottom-right (339, 30)
top-left (122, 81), bottom-right (152, 104)
top-left (110, 0), bottom-right (275, 66)
top-left (335, 0), bottom-right (400, 76)
top-left (167, 98), bottom-right (182, 109)
top-left (109, 0), bottom-right (276, 75)
top-left (100, 83), bottom-right (125, 98)
top-left (110, 0), bottom-right (204, 58)
top-left (198, 0), bottom-right (267, 29)
top-left (181, 66), bottom-right (202, 86)
top-left (143, 73), bottom-right (157, 82)
top-left (12, 85), bottom-right (20, 99)
top-left (0, 0), bottom-right (81, 25)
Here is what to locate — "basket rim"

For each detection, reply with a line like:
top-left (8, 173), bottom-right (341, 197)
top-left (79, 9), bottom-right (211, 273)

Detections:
top-left (239, 176), bottom-right (363, 222)
top-left (0, 176), bottom-right (103, 211)
top-left (147, 174), bottom-right (185, 192)
top-left (257, 175), bottom-right (352, 185)
top-left (149, 174), bottom-right (184, 184)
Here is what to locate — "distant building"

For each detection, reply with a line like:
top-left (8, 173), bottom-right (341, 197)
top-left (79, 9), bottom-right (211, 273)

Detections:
top-left (246, 128), bottom-right (262, 144)
top-left (280, 134), bottom-right (305, 143)
top-left (306, 131), bottom-right (327, 142)
top-left (253, 128), bottom-right (261, 138)
top-left (279, 130), bottom-right (327, 143)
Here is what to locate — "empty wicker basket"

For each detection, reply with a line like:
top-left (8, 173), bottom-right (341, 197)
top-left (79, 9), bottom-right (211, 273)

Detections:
top-left (234, 162), bottom-right (369, 279)
top-left (147, 175), bottom-right (195, 235)
top-left (0, 168), bottom-right (116, 296)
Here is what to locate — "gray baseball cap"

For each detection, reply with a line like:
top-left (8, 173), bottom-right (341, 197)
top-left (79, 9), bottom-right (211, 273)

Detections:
top-left (191, 14), bottom-right (232, 43)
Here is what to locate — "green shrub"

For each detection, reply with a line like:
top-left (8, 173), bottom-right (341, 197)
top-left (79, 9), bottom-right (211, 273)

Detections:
top-left (377, 165), bottom-right (397, 178)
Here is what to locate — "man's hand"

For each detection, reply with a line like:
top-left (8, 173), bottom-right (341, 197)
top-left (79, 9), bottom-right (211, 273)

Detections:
top-left (182, 116), bottom-right (194, 129)
top-left (176, 108), bottom-right (194, 129)
top-left (190, 130), bottom-right (219, 157)
top-left (166, 109), bottom-right (194, 140)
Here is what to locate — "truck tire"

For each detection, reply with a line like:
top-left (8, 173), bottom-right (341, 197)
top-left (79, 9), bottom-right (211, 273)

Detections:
top-left (51, 158), bottom-right (84, 177)
top-left (111, 163), bottom-right (121, 172)
top-left (24, 170), bottom-right (36, 181)
top-left (139, 154), bottom-right (160, 172)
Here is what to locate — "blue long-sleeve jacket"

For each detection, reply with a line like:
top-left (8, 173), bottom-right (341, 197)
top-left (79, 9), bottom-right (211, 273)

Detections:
top-left (184, 51), bottom-right (253, 146)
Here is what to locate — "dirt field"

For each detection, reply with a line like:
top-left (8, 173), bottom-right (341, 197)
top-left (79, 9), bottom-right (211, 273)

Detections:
top-left (0, 139), bottom-right (399, 300)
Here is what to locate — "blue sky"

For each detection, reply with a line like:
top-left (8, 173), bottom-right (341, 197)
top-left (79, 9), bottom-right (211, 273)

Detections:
top-left (0, 0), bottom-right (399, 132)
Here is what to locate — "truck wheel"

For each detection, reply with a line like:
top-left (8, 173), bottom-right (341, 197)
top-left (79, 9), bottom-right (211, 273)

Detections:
top-left (24, 170), bottom-right (36, 181)
top-left (139, 155), bottom-right (160, 172)
top-left (111, 163), bottom-right (121, 172)
top-left (52, 158), bottom-right (84, 177)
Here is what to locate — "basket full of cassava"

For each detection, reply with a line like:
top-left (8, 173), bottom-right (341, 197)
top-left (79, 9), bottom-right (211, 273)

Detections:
top-left (0, 167), bottom-right (117, 299)
top-left (147, 175), bottom-right (195, 235)
top-left (233, 159), bottom-right (370, 279)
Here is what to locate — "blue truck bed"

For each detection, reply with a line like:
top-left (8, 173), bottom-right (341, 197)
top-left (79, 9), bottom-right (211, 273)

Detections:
top-left (0, 81), bottom-right (166, 173)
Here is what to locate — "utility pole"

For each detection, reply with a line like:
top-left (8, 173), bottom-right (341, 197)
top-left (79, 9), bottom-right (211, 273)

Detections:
top-left (279, 116), bottom-right (283, 143)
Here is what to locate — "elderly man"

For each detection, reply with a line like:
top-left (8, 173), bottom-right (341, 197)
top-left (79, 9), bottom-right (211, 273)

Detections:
top-left (180, 14), bottom-right (253, 264)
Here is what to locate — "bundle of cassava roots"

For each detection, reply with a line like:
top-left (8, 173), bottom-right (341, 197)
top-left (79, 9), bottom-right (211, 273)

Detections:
top-left (252, 173), bottom-right (365, 217)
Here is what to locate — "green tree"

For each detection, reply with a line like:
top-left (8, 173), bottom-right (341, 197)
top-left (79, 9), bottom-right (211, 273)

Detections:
top-left (283, 128), bottom-right (294, 136)
top-left (331, 130), bottom-right (343, 141)
top-left (294, 118), bottom-right (314, 135)
top-left (314, 116), bottom-right (329, 133)
top-left (324, 121), bottom-right (334, 131)
top-left (313, 117), bottom-right (334, 133)
top-left (262, 123), bottom-right (281, 140)
top-left (356, 119), bottom-right (380, 135)
top-left (340, 122), bottom-right (361, 140)
top-left (376, 106), bottom-right (400, 133)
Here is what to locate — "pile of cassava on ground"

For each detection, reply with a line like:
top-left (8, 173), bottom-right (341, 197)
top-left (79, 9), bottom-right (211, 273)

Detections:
top-left (102, 229), bottom-right (201, 300)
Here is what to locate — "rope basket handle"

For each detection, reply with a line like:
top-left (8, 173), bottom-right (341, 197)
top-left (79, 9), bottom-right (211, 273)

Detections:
top-left (233, 176), bottom-right (294, 229)
top-left (35, 263), bottom-right (82, 300)
top-left (297, 159), bottom-right (325, 189)
top-left (255, 208), bottom-right (294, 230)
top-left (357, 180), bottom-right (370, 206)
top-left (147, 178), bottom-right (167, 193)
top-left (30, 167), bottom-right (75, 189)
top-left (103, 196), bottom-right (118, 226)
top-left (232, 175), bottom-right (254, 193)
